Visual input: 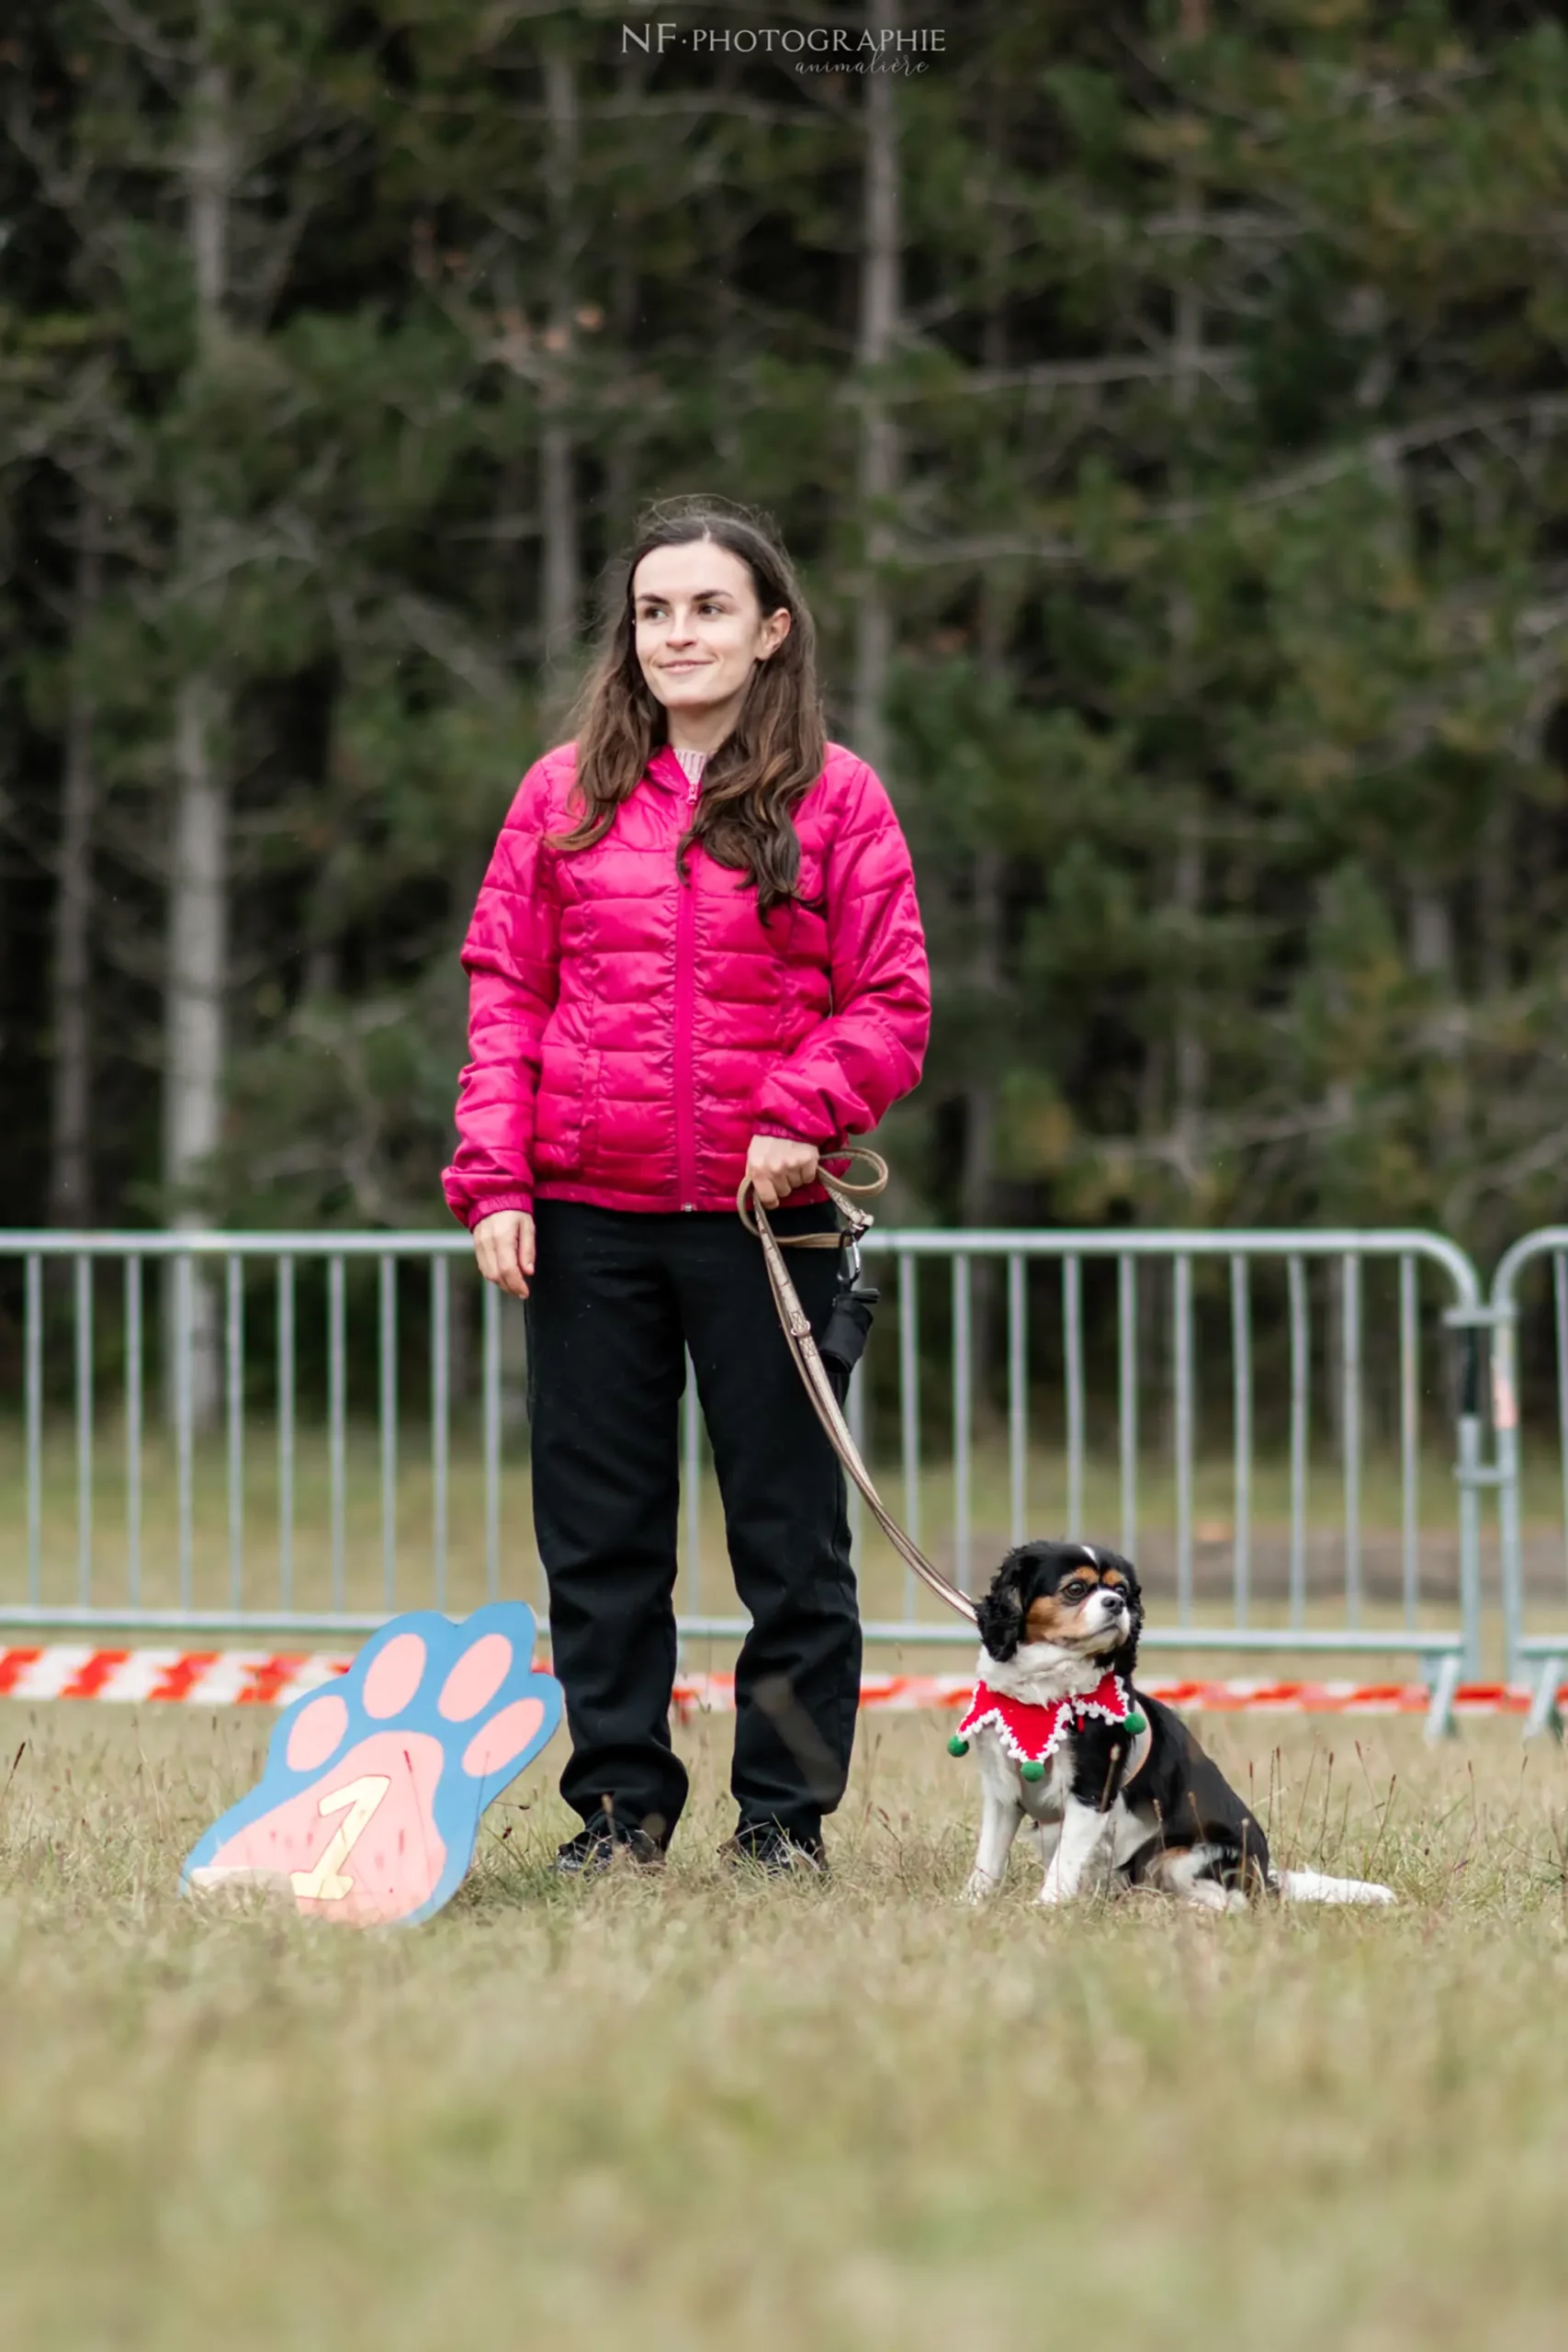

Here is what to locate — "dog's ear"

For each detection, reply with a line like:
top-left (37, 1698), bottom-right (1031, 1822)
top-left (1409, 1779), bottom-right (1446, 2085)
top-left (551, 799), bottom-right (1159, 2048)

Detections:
top-left (976, 1554), bottom-right (1029, 1662)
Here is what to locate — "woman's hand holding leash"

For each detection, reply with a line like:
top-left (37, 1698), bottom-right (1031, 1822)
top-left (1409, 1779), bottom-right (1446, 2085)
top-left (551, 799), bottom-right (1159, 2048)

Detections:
top-left (744, 1133), bottom-right (819, 1209)
top-left (472, 1210), bottom-right (536, 1298)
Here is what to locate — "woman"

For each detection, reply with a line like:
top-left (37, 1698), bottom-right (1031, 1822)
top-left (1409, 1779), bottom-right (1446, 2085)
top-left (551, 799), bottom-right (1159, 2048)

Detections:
top-left (443, 498), bottom-right (930, 1873)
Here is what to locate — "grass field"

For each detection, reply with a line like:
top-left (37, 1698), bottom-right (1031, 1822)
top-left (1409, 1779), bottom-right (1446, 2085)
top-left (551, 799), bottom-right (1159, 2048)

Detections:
top-left (3, 1702), bottom-right (1568, 2349)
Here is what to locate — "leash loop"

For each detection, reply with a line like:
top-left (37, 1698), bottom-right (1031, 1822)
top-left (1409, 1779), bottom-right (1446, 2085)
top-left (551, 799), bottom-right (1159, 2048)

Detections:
top-left (738, 1148), bottom-right (979, 1629)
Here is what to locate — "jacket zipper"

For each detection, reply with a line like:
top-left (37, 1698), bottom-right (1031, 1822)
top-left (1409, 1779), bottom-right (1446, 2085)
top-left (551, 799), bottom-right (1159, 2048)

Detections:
top-left (673, 766), bottom-right (700, 1209)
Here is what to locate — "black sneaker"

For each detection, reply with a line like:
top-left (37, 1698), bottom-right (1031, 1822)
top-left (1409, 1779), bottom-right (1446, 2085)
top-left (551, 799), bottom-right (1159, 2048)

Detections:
top-left (552, 1813), bottom-right (665, 1876)
top-left (718, 1825), bottom-right (829, 1877)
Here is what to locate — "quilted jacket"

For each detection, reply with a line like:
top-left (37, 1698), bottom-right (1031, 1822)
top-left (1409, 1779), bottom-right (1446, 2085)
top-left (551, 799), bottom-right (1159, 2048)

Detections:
top-left (442, 739), bottom-right (931, 1224)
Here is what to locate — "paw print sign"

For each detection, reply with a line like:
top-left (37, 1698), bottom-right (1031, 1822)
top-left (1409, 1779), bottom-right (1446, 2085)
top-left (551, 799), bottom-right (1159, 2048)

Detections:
top-left (182, 1603), bottom-right (562, 1928)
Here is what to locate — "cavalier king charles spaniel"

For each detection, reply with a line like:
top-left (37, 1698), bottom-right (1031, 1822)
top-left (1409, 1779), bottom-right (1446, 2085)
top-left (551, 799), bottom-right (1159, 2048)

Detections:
top-left (956, 1539), bottom-right (1395, 1911)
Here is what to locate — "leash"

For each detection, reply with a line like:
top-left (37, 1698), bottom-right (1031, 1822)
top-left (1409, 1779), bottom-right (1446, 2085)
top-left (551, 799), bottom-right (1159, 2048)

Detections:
top-left (738, 1148), bottom-right (979, 1629)
top-left (739, 1155), bottom-right (1158, 1788)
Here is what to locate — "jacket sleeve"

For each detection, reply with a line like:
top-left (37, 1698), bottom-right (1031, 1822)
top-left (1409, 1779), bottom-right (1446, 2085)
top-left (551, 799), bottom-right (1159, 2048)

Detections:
top-left (441, 758), bottom-right (563, 1228)
top-left (750, 761), bottom-right (931, 1150)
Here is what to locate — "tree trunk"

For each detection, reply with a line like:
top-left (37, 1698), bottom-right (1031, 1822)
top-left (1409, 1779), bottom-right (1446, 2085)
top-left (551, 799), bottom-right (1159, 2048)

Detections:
top-left (1172, 811), bottom-right (1206, 1182)
top-left (164, 673), bottom-right (228, 1421)
top-left (603, 243), bottom-right (639, 558)
top-left (1168, 0), bottom-right (1207, 1200)
top-left (1408, 884), bottom-right (1455, 988)
top-left (1477, 794), bottom-right (1509, 1002)
top-left (1162, 5), bottom-right (1209, 1452)
top-left (164, 19), bottom-right (234, 1425)
top-left (49, 500), bottom-right (101, 1228)
top-left (1410, 878), bottom-right (1465, 1167)
top-left (962, 557), bottom-right (1011, 1411)
top-left (165, 675), bottom-right (229, 1204)
top-left (539, 44), bottom-right (581, 676)
top-left (852, 0), bottom-right (900, 782)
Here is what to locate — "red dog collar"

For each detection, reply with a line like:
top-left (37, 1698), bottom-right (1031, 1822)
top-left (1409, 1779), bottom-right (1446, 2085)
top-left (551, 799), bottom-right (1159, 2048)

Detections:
top-left (949, 1669), bottom-right (1145, 1777)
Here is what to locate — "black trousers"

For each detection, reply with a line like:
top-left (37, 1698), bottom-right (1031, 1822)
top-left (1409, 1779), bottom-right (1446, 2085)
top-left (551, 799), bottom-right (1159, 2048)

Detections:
top-left (524, 1199), bottom-right (862, 1848)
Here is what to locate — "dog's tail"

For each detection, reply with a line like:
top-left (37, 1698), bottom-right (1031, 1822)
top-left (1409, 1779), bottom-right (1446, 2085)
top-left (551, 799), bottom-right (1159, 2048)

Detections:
top-left (1270, 1867), bottom-right (1396, 1906)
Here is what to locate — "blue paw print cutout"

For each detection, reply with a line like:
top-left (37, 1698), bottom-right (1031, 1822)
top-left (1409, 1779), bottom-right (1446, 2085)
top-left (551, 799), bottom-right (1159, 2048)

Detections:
top-left (182, 1602), bottom-right (563, 1927)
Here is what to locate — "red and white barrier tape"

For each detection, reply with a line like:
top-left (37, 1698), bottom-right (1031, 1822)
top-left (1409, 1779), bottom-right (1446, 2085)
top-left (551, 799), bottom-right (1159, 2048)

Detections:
top-left (0, 1647), bottom-right (351, 1708)
top-left (672, 1671), bottom-right (1553, 1719)
top-left (0, 1645), bottom-right (1553, 1719)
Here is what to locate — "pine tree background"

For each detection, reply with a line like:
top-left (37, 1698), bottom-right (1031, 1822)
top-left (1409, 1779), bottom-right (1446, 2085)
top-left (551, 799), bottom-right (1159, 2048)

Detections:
top-left (3, 0), bottom-right (1567, 1268)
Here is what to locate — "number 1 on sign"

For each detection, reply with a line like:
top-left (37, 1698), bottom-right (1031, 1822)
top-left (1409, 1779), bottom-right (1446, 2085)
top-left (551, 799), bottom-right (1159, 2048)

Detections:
top-left (289, 1774), bottom-right (392, 1901)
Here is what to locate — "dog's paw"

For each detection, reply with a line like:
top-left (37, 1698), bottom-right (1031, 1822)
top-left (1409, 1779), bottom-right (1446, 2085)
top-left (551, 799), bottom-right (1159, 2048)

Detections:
top-left (182, 1604), bottom-right (561, 1928)
top-left (960, 1870), bottom-right (1000, 1905)
top-left (1179, 1880), bottom-right (1247, 1916)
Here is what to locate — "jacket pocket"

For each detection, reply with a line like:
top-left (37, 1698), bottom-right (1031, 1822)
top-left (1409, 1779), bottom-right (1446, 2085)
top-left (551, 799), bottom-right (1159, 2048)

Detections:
top-left (535, 1030), bottom-right (587, 1170)
top-left (576, 1046), bottom-right (604, 1170)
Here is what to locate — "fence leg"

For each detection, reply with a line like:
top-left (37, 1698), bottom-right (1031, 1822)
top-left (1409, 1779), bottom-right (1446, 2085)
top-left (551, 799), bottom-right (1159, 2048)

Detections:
top-left (1523, 1657), bottom-right (1565, 1744)
top-left (1424, 1654), bottom-right (1463, 1745)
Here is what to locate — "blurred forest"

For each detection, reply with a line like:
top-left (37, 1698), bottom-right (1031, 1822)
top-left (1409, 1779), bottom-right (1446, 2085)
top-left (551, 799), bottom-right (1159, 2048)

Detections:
top-left (4, 0), bottom-right (1568, 1259)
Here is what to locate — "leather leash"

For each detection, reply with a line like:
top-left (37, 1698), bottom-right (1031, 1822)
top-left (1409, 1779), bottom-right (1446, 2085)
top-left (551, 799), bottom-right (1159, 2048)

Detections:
top-left (739, 1159), bottom-right (1157, 1787)
top-left (738, 1148), bottom-right (979, 1629)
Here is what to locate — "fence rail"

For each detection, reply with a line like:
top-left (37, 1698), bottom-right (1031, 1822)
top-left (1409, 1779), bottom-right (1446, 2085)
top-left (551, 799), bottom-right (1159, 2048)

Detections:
top-left (0, 1224), bottom-right (1495, 1733)
top-left (854, 1227), bottom-right (1483, 1658)
top-left (1490, 1228), bottom-right (1568, 1726)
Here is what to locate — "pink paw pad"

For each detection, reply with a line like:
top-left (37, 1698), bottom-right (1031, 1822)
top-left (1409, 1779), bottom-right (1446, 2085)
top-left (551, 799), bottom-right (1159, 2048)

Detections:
top-left (438, 1633), bottom-right (512, 1721)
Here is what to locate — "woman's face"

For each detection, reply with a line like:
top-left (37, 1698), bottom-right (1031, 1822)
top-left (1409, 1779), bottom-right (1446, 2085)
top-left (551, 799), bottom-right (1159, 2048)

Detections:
top-left (632, 540), bottom-right (791, 726)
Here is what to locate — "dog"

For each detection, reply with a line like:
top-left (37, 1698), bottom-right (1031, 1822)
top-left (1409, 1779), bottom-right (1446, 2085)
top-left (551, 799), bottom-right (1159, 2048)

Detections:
top-left (956, 1540), bottom-right (1395, 1911)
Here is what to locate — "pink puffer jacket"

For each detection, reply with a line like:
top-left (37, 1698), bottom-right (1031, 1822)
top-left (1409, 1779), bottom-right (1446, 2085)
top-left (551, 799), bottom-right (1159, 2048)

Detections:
top-left (442, 740), bottom-right (930, 1224)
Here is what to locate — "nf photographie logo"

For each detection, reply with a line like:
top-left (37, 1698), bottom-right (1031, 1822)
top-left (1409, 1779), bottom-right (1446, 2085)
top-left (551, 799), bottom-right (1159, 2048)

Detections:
top-left (622, 22), bottom-right (946, 74)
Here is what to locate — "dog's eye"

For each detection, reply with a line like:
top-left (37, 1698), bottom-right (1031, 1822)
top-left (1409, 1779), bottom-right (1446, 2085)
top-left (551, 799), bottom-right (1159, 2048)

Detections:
top-left (1060, 1582), bottom-right (1089, 1602)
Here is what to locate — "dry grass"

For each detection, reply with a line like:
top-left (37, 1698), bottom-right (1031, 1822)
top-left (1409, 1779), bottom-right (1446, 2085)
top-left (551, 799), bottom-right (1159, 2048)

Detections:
top-left (2, 1702), bottom-right (1568, 2349)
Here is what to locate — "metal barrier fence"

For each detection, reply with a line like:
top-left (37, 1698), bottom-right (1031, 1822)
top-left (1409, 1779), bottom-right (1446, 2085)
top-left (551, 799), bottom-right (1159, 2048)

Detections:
top-left (1491, 1228), bottom-right (1568, 1730)
top-left (0, 1227), bottom-right (1487, 1731)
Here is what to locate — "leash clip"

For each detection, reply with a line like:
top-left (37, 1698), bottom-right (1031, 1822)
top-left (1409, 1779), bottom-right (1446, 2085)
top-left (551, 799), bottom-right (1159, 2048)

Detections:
top-left (832, 1193), bottom-right (874, 1282)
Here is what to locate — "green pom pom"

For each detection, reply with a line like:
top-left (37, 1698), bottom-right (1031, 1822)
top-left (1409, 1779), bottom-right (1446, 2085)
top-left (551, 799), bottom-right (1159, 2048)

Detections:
top-left (1020, 1759), bottom-right (1046, 1782)
top-left (1123, 1709), bottom-right (1147, 1736)
top-left (947, 1734), bottom-right (970, 1758)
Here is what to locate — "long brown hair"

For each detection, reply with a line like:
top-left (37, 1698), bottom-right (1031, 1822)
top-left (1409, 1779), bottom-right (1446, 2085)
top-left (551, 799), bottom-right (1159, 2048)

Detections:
top-left (552, 497), bottom-right (828, 916)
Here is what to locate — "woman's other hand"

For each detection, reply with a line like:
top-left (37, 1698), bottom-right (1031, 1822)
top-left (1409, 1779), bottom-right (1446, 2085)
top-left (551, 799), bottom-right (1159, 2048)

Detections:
top-left (745, 1134), bottom-right (819, 1210)
top-left (473, 1211), bottom-right (536, 1297)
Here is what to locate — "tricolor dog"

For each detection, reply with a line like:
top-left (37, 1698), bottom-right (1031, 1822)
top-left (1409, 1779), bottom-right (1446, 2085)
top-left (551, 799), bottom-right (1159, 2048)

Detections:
top-left (955, 1540), bottom-right (1395, 1911)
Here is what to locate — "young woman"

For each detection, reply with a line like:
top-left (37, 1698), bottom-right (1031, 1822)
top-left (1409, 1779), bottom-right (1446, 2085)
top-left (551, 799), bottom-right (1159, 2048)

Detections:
top-left (443, 499), bottom-right (930, 1873)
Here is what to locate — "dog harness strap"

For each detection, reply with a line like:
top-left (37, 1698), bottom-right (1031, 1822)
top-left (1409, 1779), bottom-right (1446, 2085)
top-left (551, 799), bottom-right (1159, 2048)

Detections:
top-left (739, 1152), bottom-right (980, 1628)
